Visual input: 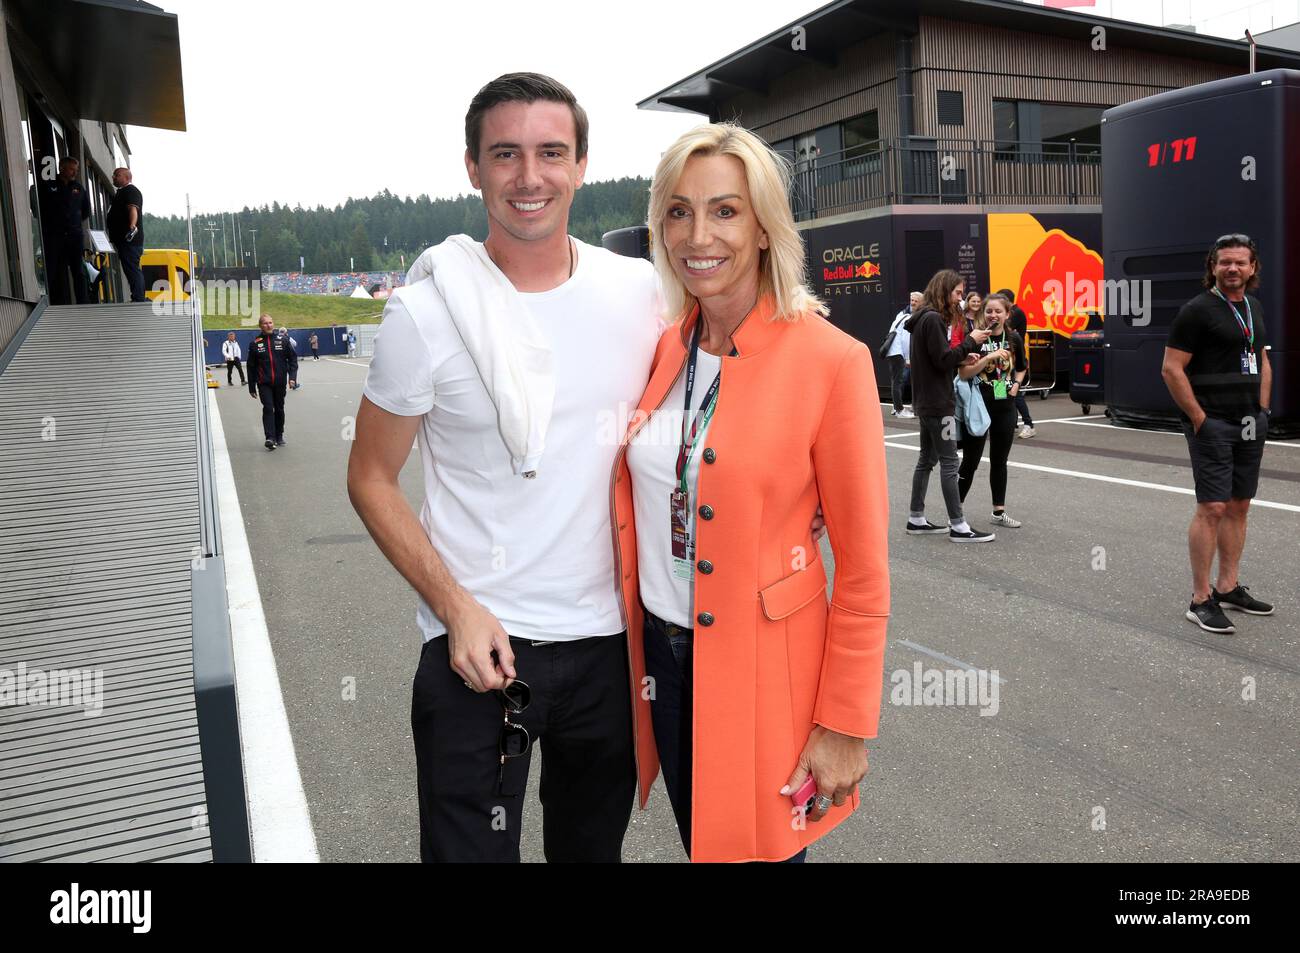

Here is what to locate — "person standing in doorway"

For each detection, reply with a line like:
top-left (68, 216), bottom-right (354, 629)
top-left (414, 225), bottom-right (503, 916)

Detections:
top-left (1162, 234), bottom-right (1274, 634)
top-left (39, 157), bottom-right (91, 305)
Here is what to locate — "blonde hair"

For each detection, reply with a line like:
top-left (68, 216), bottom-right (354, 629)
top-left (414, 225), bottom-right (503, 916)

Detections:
top-left (647, 123), bottom-right (827, 322)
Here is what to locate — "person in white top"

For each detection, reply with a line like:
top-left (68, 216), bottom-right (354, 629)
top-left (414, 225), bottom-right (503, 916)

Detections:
top-left (221, 332), bottom-right (244, 386)
top-left (886, 292), bottom-right (919, 417)
top-left (348, 73), bottom-right (662, 864)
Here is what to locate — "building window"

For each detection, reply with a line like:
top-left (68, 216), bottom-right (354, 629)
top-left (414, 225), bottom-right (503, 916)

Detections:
top-left (937, 90), bottom-right (965, 127)
top-left (994, 99), bottom-right (1105, 160)
top-left (841, 111), bottom-right (881, 177)
top-left (843, 111), bottom-right (880, 156)
top-left (993, 99), bottom-right (1018, 156)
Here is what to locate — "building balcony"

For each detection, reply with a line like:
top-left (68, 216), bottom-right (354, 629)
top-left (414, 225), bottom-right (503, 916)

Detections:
top-left (790, 138), bottom-right (1103, 222)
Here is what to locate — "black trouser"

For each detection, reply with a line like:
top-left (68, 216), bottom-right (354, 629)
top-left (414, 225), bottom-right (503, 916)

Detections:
top-left (113, 241), bottom-right (146, 302)
top-left (411, 632), bottom-right (635, 863)
top-left (226, 359), bottom-right (245, 385)
top-left (642, 611), bottom-right (806, 863)
top-left (256, 382), bottom-right (286, 440)
top-left (959, 394), bottom-right (1018, 508)
top-left (45, 232), bottom-right (90, 305)
top-left (887, 355), bottom-right (908, 412)
top-left (311, 347), bottom-right (319, 361)
top-left (1013, 393), bottom-right (1034, 428)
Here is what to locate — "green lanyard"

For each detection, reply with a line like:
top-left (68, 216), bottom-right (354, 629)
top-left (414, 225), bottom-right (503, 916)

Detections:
top-left (1211, 287), bottom-right (1255, 351)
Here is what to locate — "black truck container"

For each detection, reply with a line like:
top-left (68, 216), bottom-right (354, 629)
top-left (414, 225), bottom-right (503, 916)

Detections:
top-left (1101, 69), bottom-right (1299, 436)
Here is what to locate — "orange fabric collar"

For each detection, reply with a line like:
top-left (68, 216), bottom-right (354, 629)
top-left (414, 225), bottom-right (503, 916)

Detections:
top-left (676, 293), bottom-right (788, 357)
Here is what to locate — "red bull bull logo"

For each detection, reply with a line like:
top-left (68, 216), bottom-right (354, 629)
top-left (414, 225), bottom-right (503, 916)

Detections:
top-left (1017, 232), bottom-right (1104, 337)
top-left (820, 244), bottom-right (884, 295)
top-left (988, 214), bottom-right (1105, 339)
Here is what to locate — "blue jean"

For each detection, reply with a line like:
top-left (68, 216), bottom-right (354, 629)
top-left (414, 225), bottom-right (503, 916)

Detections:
top-left (643, 610), bottom-right (807, 863)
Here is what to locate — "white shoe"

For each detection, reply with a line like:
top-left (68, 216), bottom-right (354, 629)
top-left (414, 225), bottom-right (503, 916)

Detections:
top-left (898, 408), bottom-right (915, 419)
top-left (1018, 425), bottom-right (1036, 438)
top-left (990, 511), bottom-right (1021, 528)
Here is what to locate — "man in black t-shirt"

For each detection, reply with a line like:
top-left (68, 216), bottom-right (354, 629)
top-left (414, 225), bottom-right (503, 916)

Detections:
top-left (1162, 234), bottom-right (1274, 635)
top-left (107, 168), bottom-right (145, 302)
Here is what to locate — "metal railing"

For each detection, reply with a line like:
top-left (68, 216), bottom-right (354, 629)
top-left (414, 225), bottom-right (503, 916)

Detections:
top-left (185, 194), bottom-right (252, 861)
top-left (789, 138), bottom-right (1102, 221)
top-left (188, 197), bottom-right (222, 561)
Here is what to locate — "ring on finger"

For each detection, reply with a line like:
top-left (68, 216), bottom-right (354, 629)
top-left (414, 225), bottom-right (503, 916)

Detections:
top-left (815, 794), bottom-right (833, 812)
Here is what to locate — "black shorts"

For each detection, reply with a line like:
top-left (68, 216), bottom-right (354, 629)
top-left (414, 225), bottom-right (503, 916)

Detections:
top-left (1182, 413), bottom-right (1266, 503)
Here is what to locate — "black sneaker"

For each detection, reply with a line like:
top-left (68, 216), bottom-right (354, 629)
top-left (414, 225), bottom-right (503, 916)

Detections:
top-left (264, 439), bottom-right (276, 451)
top-left (949, 527), bottom-right (995, 543)
top-left (1186, 598), bottom-right (1235, 633)
top-left (1212, 585), bottom-right (1274, 615)
top-left (275, 437), bottom-right (287, 447)
top-left (906, 519), bottom-right (949, 535)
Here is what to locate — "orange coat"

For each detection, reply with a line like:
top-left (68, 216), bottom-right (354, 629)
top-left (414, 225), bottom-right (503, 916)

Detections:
top-left (610, 294), bottom-right (891, 863)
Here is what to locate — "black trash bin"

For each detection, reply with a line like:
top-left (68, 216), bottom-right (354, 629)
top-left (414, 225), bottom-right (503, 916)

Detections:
top-left (602, 225), bottom-right (651, 261)
top-left (1069, 329), bottom-right (1105, 415)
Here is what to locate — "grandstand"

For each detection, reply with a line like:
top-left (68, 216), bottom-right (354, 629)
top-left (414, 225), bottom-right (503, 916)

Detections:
top-left (262, 271), bottom-right (406, 296)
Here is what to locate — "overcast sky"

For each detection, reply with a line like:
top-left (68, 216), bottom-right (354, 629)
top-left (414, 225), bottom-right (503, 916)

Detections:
top-left (129, 0), bottom-right (1300, 217)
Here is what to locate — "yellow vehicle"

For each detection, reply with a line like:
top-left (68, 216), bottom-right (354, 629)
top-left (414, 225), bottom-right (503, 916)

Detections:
top-left (141, 248), bottom-right (192, 302)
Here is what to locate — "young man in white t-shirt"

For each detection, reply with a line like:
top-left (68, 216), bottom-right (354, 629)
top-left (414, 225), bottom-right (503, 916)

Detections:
top-left (348, 74), bottom-right (661, 863)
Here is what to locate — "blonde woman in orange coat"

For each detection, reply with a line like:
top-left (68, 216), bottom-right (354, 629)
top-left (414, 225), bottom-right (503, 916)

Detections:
top-left (610, 124), bottom-right (890, 863)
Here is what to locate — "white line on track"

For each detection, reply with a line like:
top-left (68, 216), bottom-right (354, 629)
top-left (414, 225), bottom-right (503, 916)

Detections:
top-left (329, 358), bottom-right (371, 369)
top-left (208, 391), bottom-right (321, 862)
top-left (895, 640), bottom-right (1008, 685)
top-left (1032, 416), bottom-right (1300, 448)
top-left (881, 440), bottom-right (1300, 513)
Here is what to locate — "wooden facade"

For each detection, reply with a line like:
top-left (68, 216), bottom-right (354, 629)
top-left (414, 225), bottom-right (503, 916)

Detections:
top-left (718, 15), bottom-right (1242, 151)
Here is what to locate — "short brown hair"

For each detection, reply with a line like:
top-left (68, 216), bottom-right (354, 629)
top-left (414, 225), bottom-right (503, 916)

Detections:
top-left (464, 73), bottom-right (588, 163)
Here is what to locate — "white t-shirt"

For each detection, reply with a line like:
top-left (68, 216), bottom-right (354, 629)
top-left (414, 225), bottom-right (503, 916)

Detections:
top-left (626, 347), bottom-right (722, 628)
top-left (362, 239), bottom-right (662, 642)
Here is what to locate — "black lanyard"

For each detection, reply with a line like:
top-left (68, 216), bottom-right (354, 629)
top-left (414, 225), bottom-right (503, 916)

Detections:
top-left (675, 320), bottom-right (731, 489)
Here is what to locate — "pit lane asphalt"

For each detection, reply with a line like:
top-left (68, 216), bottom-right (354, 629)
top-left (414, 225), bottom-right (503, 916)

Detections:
top-left (213, 358), bottom-right (1300, 863)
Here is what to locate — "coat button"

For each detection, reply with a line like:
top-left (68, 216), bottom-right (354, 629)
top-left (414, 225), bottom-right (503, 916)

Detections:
top-left (698, 504), bottom-right (714, 520)
top-left (697, 612), bottom-right (715, 627)
top-left (698, 560), bottom-right (713, 575)
top-left (702, 448), bottom-right (716, 464)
